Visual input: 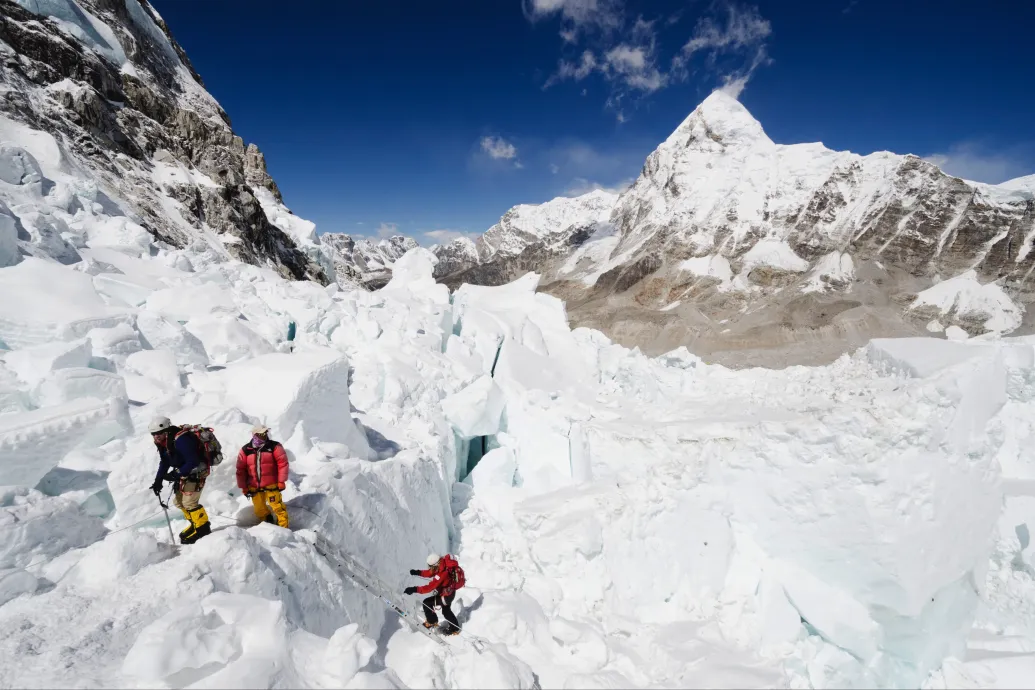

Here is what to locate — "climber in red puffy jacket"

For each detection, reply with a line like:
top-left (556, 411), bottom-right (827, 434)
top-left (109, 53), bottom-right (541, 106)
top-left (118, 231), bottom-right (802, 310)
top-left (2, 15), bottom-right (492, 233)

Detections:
top-left (236, 425), bottom-right (290, 528)
top-left (403, 553), bottom-right (464, 635)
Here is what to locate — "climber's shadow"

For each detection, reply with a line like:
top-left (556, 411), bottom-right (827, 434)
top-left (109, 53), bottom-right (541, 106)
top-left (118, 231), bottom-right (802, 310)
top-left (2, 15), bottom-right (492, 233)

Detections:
top-left (458, 591), bottom-right (485, 625)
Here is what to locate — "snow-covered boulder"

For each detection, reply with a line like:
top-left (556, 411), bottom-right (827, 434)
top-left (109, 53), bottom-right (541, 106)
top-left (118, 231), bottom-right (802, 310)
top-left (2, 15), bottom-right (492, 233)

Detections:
top-left (0, 143), bottom-right (43, 189)
top-left (219, 349), bottom-right (372, 458)
top-left (82, 217), bottom-right (153, 256)
top-left (442, 375), bottom-right (505, 438)
top-left (381, 247), bottom-right (450, 305)
top-left (0, 395), bottom-right (131, 488)
top-left (463, 446), bottom-right (517, 490)
top-left (0, 258), bottom-right (133, 348)
top-left (453, 272), bottom-right (590, 389)
top-left (125, 349), bottom-right (180, 388)
top-left (0, 361), bottom-right (30, 414)
top-left (86, 322), bottom-right (143, 368)
top-left (92, 272), bottom-right (155, 307)
top-left (0, 486), bottom-right (106, 571)
top-left (0, 200), bottom-right (21, 268)
top-left (145, 283), bottom-right (238, 323)
top-left (185, 314), bottom-right (274, 365)
top-left (865, 338), bottom-right (993, 378)
top-left (134, 311), bottom-right (209, 369)
top-left (33, 366), bottom-right (128, 409)
top-left (1, 337), bottom-right (91, 386)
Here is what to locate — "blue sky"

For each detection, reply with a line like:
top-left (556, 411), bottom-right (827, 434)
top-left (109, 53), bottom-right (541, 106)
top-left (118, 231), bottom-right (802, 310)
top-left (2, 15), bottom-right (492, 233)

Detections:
top-left (154, 0), bottom-right (1034, 244)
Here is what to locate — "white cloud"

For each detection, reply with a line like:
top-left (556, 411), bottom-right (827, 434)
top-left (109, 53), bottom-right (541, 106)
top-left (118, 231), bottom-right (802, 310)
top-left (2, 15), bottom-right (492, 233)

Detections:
top-left (421, 229), bottom-right (480, 245)
top-left (375, 222), bottom-right (400, 238)
top-left (604, 43), bottom-right (667, 92)
top-left (719, 74), bottom-right (748, 99)
top-left (566, 176), bottom-right (635, 196)
top-left (551, 50), bottom-right (598, 83)
top-left (671, 3), bottom-right (772, 98)
top-left (480, 135), bottom-right (518, 160)
top-left (923, 143), bottom-right (1034, 184)
top-left (679, 5), bottom-right (771, 58)
top-left (524, 0), bottom-right (623, 36)
top-left (534, 1), bottom-right (772, 114)
top-left (605, 44), bottom-right (646, 71)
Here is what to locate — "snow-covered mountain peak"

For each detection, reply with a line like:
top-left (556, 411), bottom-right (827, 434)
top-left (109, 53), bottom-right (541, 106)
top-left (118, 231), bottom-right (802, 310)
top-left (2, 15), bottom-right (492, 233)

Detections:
top-left (668, 89), bottom-right (772, 152)
top-left (437, 91), bottom-right (1035, 358)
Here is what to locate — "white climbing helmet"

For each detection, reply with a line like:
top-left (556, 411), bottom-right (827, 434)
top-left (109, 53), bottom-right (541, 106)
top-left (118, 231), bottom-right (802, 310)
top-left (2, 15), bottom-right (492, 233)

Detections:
top-left (426, 553), bottom-right (441, 567)
top-left (149, 416), bottom-right (173, 434)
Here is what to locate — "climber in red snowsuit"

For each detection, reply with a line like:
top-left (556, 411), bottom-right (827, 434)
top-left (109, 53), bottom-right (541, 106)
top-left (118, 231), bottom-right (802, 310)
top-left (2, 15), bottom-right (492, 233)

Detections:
top-left (404, 553), bottom-right (464, 635)
top-left (236, 425), bottom-right (290, 528)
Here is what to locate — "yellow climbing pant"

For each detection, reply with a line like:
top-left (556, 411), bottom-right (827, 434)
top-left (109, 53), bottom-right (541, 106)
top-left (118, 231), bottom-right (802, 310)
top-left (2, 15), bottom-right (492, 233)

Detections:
top-left (251, 486), bottom-right (289, 528)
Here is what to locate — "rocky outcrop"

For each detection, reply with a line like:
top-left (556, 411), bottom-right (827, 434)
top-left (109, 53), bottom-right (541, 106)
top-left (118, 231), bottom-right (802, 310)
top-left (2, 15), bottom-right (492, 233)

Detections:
top-left (435, 92), bottom-right (1035, 365)
top-left (0, 0), bottom-right (326, 281)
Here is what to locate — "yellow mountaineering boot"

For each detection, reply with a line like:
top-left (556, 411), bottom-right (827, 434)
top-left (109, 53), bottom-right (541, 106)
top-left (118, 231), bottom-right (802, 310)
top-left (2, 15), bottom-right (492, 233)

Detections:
top-left (179, 509), bottom-right (193, 541)
top-left (181, 506), bottom-right (211, 544)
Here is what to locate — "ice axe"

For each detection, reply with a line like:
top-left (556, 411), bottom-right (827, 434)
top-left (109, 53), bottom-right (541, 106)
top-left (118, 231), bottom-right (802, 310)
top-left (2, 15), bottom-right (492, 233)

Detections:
top-left (157, 486), bottom-right (176, 545)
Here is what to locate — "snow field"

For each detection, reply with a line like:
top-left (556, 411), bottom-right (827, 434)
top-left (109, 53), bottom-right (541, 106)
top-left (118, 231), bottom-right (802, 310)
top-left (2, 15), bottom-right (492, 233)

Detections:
top-left (0, 228), bottom-right (1034, 689)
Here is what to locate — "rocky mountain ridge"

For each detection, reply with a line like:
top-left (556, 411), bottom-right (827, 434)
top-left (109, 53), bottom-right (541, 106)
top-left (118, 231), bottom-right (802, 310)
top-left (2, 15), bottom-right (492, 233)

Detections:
top-left (0, 0), bottom-right (338, 280)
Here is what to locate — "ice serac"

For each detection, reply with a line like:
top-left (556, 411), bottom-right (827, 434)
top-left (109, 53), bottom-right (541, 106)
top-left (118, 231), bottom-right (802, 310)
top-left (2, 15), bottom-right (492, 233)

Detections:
top-left (0, 395), bottom-right (129, 487)
top-left (0, 0), bottom-right (328, 281)
top-left (435, 89), bottom-right (1035, 366)
top-left (219, 348), bottom-right (372, 459)
top-left (0, 258), bottom-right (133, 348)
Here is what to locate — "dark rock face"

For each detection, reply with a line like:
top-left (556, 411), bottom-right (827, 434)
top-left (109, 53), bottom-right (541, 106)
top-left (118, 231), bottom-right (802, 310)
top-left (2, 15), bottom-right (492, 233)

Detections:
top-left (0, 0), bottom-right (326, 282)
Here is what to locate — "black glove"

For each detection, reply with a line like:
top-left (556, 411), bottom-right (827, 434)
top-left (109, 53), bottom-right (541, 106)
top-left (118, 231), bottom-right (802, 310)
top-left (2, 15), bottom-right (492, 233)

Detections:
top-left (409, 569), bottom-right (421, 576)
top-left (403, 586), bottom-right (417, 595)
top-left (164, 469), bottom-right (179, 482)
top-left (151, 480), bottom-right (163, 497)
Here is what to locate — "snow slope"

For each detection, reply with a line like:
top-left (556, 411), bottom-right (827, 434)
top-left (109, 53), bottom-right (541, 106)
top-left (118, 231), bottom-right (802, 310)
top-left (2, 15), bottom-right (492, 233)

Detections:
top-left (2, 222), bottom-right (1035, 688)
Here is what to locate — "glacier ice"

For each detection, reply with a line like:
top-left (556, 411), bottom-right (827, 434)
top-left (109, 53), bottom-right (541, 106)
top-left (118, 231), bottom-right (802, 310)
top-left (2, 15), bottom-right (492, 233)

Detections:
top-left (442, 374), bottom-right (505, 438)
top-left (0, 257), bottom-right (132, 348)
top-left (219, 349), bottom-right (372, 457)
top-left (2, 337), bottom-right (92, 386)
top-left (184, 313), bottom-right (274, 365)
top-left (1, 236), bottom-right (1034, 689)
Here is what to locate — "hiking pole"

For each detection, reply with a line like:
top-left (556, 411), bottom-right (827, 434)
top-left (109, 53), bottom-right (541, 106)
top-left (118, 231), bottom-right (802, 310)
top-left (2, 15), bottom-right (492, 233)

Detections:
top-left (158, 486), bottom-right (176, 545)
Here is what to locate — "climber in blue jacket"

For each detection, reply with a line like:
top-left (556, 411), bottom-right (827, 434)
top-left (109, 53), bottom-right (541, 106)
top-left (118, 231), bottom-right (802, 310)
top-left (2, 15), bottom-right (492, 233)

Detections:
top-left (149, 416), bottom-right (211, 544)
